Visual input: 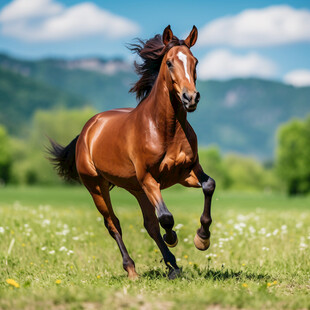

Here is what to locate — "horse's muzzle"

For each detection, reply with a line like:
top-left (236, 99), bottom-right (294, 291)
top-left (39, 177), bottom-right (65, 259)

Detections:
top-left (182, 91), bottom-right (200, 112)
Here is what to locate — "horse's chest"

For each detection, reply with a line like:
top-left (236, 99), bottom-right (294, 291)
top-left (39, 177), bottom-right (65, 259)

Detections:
top-left (157, 149), bottom-right (195, 183)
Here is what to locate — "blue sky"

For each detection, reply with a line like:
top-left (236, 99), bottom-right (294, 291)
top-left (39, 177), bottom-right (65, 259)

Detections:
top-left (1, 0), bottom-right (310, 85)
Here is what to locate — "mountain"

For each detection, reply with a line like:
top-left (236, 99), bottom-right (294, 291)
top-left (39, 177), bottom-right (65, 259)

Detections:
top-left (0, 53), bottom-right (309, 159)
top-left (194, 79), bottom-right (310, 158)
top-left (0, 66), bottom-right (87, 135)
top-left (0, 54), bottom-right (135, 110)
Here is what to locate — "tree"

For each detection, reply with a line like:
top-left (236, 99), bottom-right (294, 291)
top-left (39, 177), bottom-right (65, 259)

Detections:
top-left (10, 107), bottom-right (97, 185)
top-left (223, 154), bottom-right (278, 191)
top-left (276, 116), bottom-right (310, 195)
top-left (0, 125), bottom-right (12, 184)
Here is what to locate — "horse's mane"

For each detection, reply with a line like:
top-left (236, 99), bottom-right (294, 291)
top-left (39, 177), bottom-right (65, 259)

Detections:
top-left (128, 34), bottom-right (186, 103)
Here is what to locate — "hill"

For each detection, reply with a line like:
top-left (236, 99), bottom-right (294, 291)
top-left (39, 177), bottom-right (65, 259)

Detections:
top-left (0, 65), bottom-right (87, 135)
top-left (0, 53), bottom-right (309, 159)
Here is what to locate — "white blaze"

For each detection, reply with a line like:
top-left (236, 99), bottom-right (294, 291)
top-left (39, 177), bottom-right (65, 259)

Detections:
top-left (177, 51), bottom-right (190, 82)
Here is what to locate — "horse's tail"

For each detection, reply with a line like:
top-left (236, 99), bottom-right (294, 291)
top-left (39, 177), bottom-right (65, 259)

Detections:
top-left (47, 135), bottom-right (80, 183)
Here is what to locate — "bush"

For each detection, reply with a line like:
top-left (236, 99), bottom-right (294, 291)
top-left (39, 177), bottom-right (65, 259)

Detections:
top-left (223, 154), bottom-right (279, 192)
top-left (198, 146), bottom-right (230, 189)
top-left (276, 116), bottom-right (310, 195)
top-left (9, 107), bottom-right (97, 185)
top-left (0, 125), bottom-right (12, 184)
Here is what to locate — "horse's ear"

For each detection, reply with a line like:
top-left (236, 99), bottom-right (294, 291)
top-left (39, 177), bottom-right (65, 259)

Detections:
top-left (162, 25), bottom-right (173, 46)
top-left (184, 25), bottom-right (198, 48)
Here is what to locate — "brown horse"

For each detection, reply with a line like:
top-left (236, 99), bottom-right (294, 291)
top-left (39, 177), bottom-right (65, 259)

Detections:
top-left (48, 25), bottom-right (215, 279)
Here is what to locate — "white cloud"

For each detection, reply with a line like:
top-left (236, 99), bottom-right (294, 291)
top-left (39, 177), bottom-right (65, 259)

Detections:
top-left (198, 49), bottom-right (276, 80)
top-left (199, 5), bottom-right (310, 47)
top-left (0, 0), bottom-right (63, 22)
top-left (284, 70), bottom-right (310, 87)
top-left (0, 0), bottom-right (140, 42)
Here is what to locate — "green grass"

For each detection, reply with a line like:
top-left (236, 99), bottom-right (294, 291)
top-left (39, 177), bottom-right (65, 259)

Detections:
top-left (0, 186), bottom-right (309, 310)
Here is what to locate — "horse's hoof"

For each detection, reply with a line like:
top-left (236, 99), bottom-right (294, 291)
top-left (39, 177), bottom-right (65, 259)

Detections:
top-left (128, 272), bottom-right (139, 281)
top-left (163, 231), bottom-right (178, 248)
top-left (168, 268), bottom-right (181, 280)
top-left (194, 233), bottom-right (210, 251)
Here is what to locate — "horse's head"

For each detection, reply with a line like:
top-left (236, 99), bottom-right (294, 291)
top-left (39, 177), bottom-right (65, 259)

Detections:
top-left (162, 26), bottom-right (200, 112)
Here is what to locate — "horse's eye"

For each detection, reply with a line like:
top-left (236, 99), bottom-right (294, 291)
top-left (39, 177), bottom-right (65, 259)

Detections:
top-left (166, 60), bottom-right (172, 68)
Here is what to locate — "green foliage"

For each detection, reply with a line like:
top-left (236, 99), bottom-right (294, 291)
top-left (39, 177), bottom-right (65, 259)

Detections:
top-left (276, 116), bottom-right (310, 195)
top-left (198, 147), bottom-right (280, 192)
top-left (223, 154), bottom-right (279, 191)
top-left (1, 106), bottom-right (282, 190)
top-left (198, 146), bottom-right (230, 189)
top-left (9, 107), bottom-right (97, 185)
top-left (0, 66), bottom-right (87, 135)
top-left (0, 125), bottom-right (11, 183)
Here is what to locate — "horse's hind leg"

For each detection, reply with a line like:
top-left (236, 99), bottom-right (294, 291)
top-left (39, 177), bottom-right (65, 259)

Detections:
top-left (131, 191), bottom-right (180, 279)
top-left (82, 176), bottom-right (138, 279)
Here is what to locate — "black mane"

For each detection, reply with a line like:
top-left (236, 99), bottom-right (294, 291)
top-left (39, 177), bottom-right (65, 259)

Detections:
top-left (128, 34), bottom-right (186, 102)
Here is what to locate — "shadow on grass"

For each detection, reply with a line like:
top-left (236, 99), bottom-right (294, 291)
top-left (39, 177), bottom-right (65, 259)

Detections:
top-left (140, 266), bottom-right (271, 282)
top-left (142, 269), bottom-right (167, 279)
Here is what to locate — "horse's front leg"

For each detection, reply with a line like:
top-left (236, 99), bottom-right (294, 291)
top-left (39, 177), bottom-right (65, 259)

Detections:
top-left (137, 172), bottom-right (178, 248)
top-left (181, 164), bottom-right (216, 251)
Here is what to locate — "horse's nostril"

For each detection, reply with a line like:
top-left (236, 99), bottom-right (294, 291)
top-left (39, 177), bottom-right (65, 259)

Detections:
top-left (182, 92), bottom-right (191, 102)
top-left (195, 92), bottom-right (200, 103)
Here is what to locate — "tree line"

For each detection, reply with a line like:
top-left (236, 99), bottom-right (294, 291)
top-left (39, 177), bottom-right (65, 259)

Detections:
top-left (0, 108), bottom-right (309, 195)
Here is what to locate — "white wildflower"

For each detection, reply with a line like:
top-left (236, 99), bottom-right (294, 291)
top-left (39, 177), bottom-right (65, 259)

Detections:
top-left (206, 253), bottom-right (217, 258)
top-left (59, 246), bottom-right (68, 252)
top-left (300, 243), bottom-right (308, 250)
top-left (56, 229), bottom-right (70, 235)
top-left (72, 236), bottom-right (79, 241)
top-left (183, 238), bottom-right (189, 242)
top-left (67, 250), bottom-right (74, 255)
top-left (273, 229), bottom-right (279, 236)
top-left (249, 226), bottom-right (256, 234)
top-left (42, 219), bottom-right (50, 227)
top-left (0, 227), bottom-right (4, 234)
top-left (49, 250), bottom-right (55, 254)
top-left (262, 247), bottom-right (269, 251)
top-left (175, 224), bottom-right (183, 230)
top-left (41, 246), bottom-right (47, 251)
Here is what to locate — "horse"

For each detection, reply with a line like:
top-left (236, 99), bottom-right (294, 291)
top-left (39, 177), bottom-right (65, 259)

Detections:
top-left (48, 25), bottom-right (215, 280)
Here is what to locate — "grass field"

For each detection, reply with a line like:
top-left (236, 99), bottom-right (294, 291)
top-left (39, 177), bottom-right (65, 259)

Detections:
top-left (0, 186), bottom-right (309, 310)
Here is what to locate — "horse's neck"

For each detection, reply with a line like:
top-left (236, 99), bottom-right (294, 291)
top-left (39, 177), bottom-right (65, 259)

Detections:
top-left (142, 76), bottom-right (187, 140)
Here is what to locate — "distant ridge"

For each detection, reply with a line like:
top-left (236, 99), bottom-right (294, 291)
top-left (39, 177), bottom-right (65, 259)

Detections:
top-left (1, 53), bottom-right (309, 159)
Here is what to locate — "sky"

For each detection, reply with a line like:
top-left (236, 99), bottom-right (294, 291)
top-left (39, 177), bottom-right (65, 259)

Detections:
top-left (0, 0), bottom-right (310, 86)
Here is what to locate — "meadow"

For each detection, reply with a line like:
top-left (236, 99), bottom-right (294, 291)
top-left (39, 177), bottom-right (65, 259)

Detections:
top-left (0, 186), bottom-right (309, 310)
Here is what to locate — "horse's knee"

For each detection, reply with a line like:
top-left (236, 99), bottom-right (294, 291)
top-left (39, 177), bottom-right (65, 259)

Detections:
top-left (202, 177), bottom-right (216, 195)
top-left (158, 212), bottom-right (174, 230)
